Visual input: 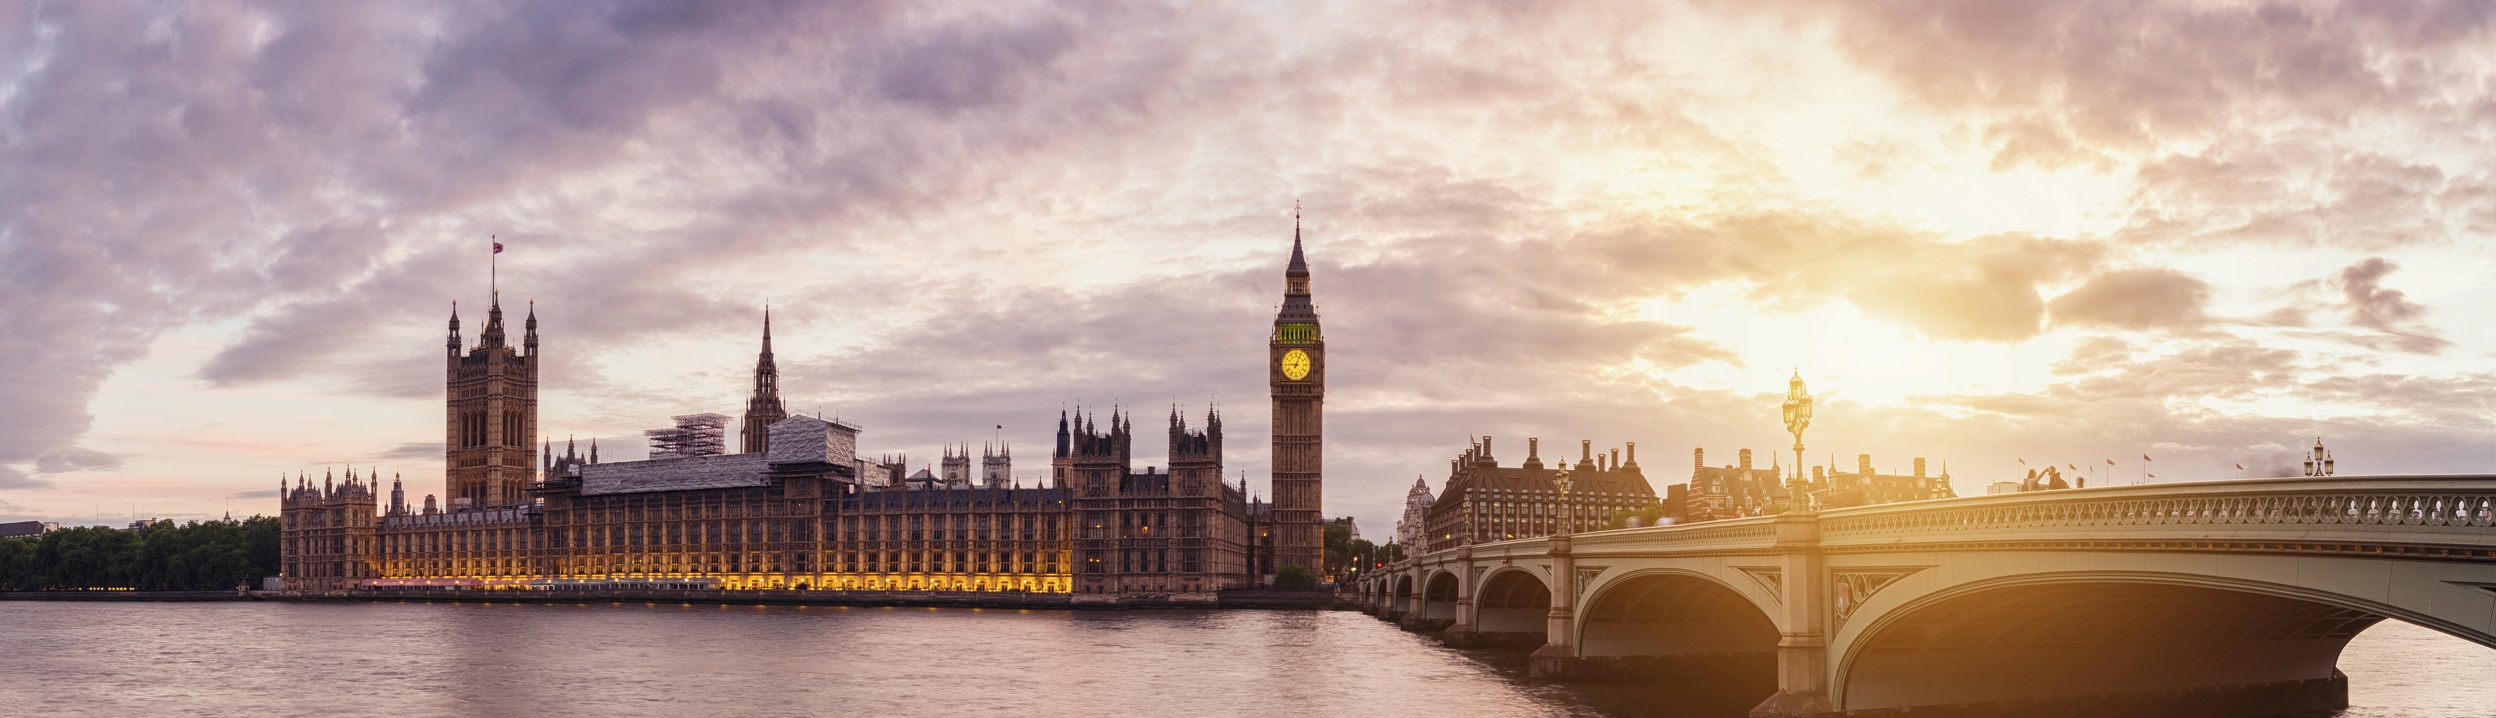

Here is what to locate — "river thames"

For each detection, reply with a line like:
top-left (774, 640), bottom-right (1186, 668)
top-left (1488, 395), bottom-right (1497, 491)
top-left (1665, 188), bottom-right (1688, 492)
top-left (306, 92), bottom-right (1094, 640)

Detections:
top-left (0, 602), bottom-right (2486, 717)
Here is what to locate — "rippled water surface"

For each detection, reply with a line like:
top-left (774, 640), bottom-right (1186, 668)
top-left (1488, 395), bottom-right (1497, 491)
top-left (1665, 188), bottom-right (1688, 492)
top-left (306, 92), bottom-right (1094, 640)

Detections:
top-left (0, 602), bottom-right (2485, 717)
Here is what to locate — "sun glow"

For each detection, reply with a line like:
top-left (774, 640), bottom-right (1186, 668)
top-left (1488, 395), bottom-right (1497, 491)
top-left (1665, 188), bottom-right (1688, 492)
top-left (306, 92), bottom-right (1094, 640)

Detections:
top-left (1638, 285), bottom-right (2074, 408)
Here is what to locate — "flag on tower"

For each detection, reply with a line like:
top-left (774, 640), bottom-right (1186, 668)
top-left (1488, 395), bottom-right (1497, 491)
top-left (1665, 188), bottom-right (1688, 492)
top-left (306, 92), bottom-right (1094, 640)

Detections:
top-left (494, 241), bottom-right (504, 254)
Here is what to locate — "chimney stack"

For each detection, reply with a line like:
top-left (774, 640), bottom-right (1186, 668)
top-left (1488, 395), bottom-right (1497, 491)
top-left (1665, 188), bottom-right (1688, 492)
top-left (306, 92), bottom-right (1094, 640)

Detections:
top-left (1610, 448), bottom-right (1620, 471)
top-left (1859, 453), bottom-right (1873, 475)
top-left (1693, 448), bottom-right (1705, 475)
top-left (1739, 448), bottom-right (1753, 470)
top-left (1483, 436), bottom-right (1494, 466)
top-left (1914, 457), bottom-right (1927, 477)
top-left (1625, 442), bottom-right (1637, 468)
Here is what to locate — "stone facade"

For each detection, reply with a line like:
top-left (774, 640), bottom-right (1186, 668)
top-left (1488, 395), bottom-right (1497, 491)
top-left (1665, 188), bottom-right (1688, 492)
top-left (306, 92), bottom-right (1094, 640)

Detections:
top-left (278, 468), bottom-right (381, 591)
top-left (1058, 406), bottom-right (1253, 597)
top-left (1421, 437), bottom-right (1659, 552)
top-left (443, 298), bottom-right (538, 511)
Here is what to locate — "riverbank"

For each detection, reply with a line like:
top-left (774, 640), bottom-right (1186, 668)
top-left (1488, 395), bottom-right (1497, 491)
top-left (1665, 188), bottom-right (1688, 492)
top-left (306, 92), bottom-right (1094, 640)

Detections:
top-left (249, 587), bottom-right (1349, 610)
top-left (0, 590), bottom-right (250, 601)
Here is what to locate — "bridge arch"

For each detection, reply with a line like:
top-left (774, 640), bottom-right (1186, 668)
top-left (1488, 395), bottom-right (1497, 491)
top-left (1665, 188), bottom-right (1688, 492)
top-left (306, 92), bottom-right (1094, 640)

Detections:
top-left (1471, 566), bottom-right (1551, 646)
top-left (1414, 569), bottom-right (1461, 627)
top-left (1560, 567), bottom-right (1781, 704)
top-left (1832, 570), bottom-right (2495, 713)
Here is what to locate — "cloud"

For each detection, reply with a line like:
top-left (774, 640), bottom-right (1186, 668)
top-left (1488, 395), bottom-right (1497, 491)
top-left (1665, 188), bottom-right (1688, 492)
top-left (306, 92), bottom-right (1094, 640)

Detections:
top-left (2334, 257), bottom-right (2449, 353)
top-left (1842, 234), bottom-right (2104, 342)
top-left (32, 447), bottom-right (125, 474)
top-left (374, 442), bottom-right (445, 462)
top-left (0, 466), bottom-right (50, 490)
top-left (1751, 1), bottom-right (2496, 160)
top-left (2048, 268), bottom-right (2212, 330)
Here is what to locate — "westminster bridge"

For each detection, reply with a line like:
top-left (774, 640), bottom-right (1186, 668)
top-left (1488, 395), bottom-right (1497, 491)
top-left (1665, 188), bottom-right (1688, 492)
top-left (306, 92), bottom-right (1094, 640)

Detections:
top-left (1351, 476), bottom-right (2496, 717)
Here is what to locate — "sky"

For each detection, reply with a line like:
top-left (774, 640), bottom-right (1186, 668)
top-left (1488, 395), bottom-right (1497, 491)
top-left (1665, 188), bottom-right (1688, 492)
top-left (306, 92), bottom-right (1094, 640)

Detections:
top-left (4, 1), bottom-right (2496, 537)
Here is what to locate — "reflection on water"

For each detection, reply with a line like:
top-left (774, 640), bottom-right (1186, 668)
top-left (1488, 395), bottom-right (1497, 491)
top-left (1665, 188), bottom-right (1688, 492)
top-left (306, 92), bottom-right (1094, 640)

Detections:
top-left (0, 602), bottom-right (2483, 718)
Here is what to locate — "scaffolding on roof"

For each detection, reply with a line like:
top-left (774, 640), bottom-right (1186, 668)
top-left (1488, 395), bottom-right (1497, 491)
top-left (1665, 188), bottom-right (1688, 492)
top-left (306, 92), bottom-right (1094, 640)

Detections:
top-left (646, 413), bottom-right (730, 460)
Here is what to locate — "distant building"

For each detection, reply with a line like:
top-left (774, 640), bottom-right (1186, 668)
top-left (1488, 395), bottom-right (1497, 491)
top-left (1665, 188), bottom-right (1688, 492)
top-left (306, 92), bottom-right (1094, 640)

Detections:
top-left (1680, 449), bottom-right (1956, 521)
top-left (1987, 481), bottom-right (2023, 495)
top-left (1812, 455), bottom-right (1956, 508)
top-left (0, 521), bottom-right (57, 539)
top-left (1422, 437), bottom-right (1658, 552)
top-left (1393, 476), bottom-right (1434, 550)
top-left (1687, 448), bottom-right (1787, 521)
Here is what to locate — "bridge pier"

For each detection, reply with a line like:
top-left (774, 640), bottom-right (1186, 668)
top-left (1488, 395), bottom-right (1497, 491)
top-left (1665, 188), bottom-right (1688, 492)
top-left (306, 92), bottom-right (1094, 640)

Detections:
top-left (1528, 534), bottom-right (1578, 678)
top-left (1397, 563), bottom-right (1427, 629)
top-left (1442, 546), bottom-right (1479, 646)
top-left (1752, 512), bottom-right (1836, 718)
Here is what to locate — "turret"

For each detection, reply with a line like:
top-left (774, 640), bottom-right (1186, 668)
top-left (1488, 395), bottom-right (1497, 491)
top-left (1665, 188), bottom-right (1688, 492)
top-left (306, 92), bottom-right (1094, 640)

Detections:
top-left (479, 295), bottom-right (507, 350)
top-left (1056, 410), bottom-right (1070, 458)
top-left (523, 301), bottom-right (538, 357)
top-left (447, 302), bottom-right (462, 358)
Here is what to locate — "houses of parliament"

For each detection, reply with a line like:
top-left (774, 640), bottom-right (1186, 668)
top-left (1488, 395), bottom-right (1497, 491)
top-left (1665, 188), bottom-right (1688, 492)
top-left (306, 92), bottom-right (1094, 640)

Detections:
top-left (280, 227), bottom-right (1329, 600)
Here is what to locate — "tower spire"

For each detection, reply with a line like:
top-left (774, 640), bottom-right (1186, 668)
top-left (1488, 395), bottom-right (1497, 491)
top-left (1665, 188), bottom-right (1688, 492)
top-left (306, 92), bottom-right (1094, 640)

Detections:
top-left (524, 300), bottom-right (538, 356)
top-left (742, 305), bottom-right (788, 454)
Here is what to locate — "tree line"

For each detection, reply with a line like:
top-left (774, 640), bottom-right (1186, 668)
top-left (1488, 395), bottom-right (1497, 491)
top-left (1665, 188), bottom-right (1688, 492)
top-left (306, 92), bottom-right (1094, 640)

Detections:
top-left (0, 516), bottom-right (280, 591)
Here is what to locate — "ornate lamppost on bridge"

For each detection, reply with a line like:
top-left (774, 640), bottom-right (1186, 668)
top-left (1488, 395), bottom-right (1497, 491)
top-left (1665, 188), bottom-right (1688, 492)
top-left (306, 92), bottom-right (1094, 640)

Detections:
top-left (2303, 437), bottom-right (2336, 477)
top-left (1782, 370), bottom-right (1813, 507)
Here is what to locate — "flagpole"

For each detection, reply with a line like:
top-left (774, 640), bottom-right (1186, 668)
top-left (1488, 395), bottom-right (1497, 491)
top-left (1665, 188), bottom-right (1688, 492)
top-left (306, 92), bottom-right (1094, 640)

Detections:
top-left (491, 234), bottom-right (497, 300)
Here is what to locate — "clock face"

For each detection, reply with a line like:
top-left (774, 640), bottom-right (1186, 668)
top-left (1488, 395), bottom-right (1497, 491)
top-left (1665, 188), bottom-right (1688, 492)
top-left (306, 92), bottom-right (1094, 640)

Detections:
top-left (1281, 349), bottom-right (1312, 381)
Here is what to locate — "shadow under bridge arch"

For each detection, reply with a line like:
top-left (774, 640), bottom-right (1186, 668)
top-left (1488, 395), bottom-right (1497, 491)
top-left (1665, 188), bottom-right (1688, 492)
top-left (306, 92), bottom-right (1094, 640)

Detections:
top-left (1470, 568), bottom-right (1550, 647)
top-left (1569, 570), bottom-right (1779, 709)
top-left (1838, 577), bottom-right (2407, 716)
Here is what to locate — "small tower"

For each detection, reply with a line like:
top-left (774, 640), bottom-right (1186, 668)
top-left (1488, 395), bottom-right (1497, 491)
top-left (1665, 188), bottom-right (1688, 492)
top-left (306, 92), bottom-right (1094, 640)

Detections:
top-left (941, 444), bottom-right (973, 487)
top-left (982, 442), bottom-right (1012, 489)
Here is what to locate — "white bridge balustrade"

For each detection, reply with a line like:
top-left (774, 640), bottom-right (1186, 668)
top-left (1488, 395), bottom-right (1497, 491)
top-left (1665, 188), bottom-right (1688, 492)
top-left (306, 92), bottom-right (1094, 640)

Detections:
top-left (1353, 476), bottom-right (2496, 718)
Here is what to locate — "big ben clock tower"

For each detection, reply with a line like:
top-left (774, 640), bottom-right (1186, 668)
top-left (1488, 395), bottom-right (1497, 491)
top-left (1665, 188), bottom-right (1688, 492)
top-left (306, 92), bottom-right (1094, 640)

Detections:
top-left (1269, 210), bottom-right (1325, 577)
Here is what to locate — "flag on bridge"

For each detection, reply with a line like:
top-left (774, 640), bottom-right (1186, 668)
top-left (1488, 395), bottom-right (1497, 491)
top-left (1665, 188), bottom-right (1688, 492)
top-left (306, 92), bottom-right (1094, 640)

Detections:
top-left (2017, 458), bottom-right (2026, 465)
top-left (2106, 458), bottom-right (2115, 465)
top-left (2142, 454), bottom-right (2153, 461)
top-left (2236, 463), bottom-right (2244, 470)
